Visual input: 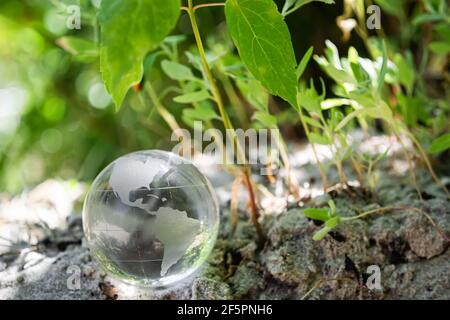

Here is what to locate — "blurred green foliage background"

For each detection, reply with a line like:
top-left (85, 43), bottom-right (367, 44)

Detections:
top-left (0, 0), bottom-right (160, 193)
top-left (0, 0), bottom-right (331, 193)
top-left (0, 0), bottom-right (448, 194)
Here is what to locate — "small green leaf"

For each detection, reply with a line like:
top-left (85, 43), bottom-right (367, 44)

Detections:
top-left (334, 108), bottom-right (367, 131)
top-left (99, 0), bottom-right (181, 109)
top-left (252, 111), bottom-right (278, 128)
top-left (161, 60), bottom-right (195, 81)
top-left (378, 40), bottom-right (388, 94)
top-left (325, 216), bottom-right (341, 228)
top-left (429, 133), bottom-right (450, 154)
top-left (183, 103), bottom-right (220, 122)
top-left (374, 0), bottom-right (404, 16)
top-left (367, 101), bottom-right (393, 122)
top-left (144, 51), bottom-right (164, 76)
top-left (57, 36), bottom-right (98, 56)
top-left (236, 79), bottom-right (269, 111)
top-left (321, 98), bottom-right (353, 110)
top-left (328, 200), bottom-right (337, 216)
top-left (394, 52), bottom-right (416, 95)
top-left (434, 23), bottom-right (450, 43)
top-left (315, 56), bottom-right (357, 85)
top-left (309, 132), bottom-right (331, 145)
top-left (303, 208), bottom-right (330, 222)
top-left (429, 42), bottom-right (450, 55)
top-left (302, 116), bottom-right (323, 128)
top-left (297, 46), bottom-right (314, 80)
top-left (313, 226), bottom-right (332, 241)
top-left (225, 0), bottom-right (298, 107)
top-left (283, 0), bottom-right (335, 16)
top-left (348, 47), bottom-right (359, 63)
top-left (413, 13), bottom-right (445, 25)
top-left (163, 34), bottom-right (187, 45)
top-left (174, 90), bottom-right (211, 104)
top-left (298, 82), bottom-right (322, 113)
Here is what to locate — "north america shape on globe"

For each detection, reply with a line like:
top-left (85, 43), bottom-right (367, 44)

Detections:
top-left (109, 156), bottom-right (201, 276)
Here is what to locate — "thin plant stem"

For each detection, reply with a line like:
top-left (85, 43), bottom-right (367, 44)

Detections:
top-left (335, 158), bottom-right (348, 186)
top-left (242, 168), bottom-right (265, 244)
top-left (193, 2), bottom-right (226, 11)
top-left (405, 128), bottom-right (450, 201)
top-left (392, 127), bottom-right (422, 200)
top-left (187, 0), bottom-right (233, 132)
top-left (318, 113), bottom-right (347, 186)
top-left (230, 175), bottom-right (242, 234)
top-left (342, 206), bottom-right (402, 221)
top-left (144, 83), bottom-right (184, 139)
top-left (297, 110), bottom-right (329, 192)
top-left (279, 138), bottom-right (301, 197)
top-left (218, 71), bottom-right (249, 129)
top-left (350, 155), bottom-right (365, 186)
top-left (342, 205), bottom-right (450, 243)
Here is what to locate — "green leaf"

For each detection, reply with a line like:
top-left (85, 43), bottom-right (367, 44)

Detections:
top-left (328, 199), bottom-right (337, 216)
top-left (182, 103), bottom-right (220, 122)
top-left (283, 0), bottom-right (335, 16)
top-left (313, 226), bottom-right (332, 241)
top-left (298, 81), bottom-right (323, 113)
top-left (413, 13), bottom-right (445, 25)
top-left (57, 36), bottom-right (98, 56)
top-left (302, 116), bottom-right (323, 128)
top-left (334, 108), bottom-right (367, 131)
top-left (374, 0), bottom-right (404, 16)
top-left (429, 133), bottom-right (450, 154)
top-left (429, 42), bottom-right (450, 55)
top-left (325, 216), bottom-right (341, 228)
top-left (225, 0), bottom-right (298, 107)
top-left (378, 40), bottom-right (388, 94)
top-left (315, 56), bottom-right (357, 85)
top-left (174, 90), bottom-right (211, 104)
top-left (163, 34), bottom-right (187, 45)
top-left (144, 51), bottom-right (164, 76)
top-left (303, 208), bottom-right (330, 222)
top-left (309, 132), bottom-right (331, 145)
top-left (252, 111), bottom-right (278, 128)
top-left (161, 60), bottom-right (195, 81)
top-left (321, 98), bottom-right (353, 110)
top-left (236, 79), bottom-right (269, 111)
top-left (99, 0), bottom-right (181, 109)
top-left (297, 46), bottom-right (314, 80)
top-left (394, 52), bottom-right (416, 95)
top-left (434, 23), bottom-right (450, 43)
top-left (367, 101), bottom-right (393, 122)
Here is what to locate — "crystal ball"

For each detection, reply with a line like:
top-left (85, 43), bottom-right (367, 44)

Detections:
top-left (82, 150), bottom-right (219, 288)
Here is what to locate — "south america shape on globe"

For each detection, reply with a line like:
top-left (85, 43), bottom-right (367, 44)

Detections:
top-left (109, 156), bottom-right (201, 276)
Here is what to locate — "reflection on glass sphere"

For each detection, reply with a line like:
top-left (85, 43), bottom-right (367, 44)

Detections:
top-left (83, 150), bottom-right (219, 288)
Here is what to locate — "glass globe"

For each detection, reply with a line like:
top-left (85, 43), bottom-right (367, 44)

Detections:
top-left (82, 150), bottom-right (219, 288)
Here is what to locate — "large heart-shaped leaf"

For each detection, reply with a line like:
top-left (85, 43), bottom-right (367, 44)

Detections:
top-left (99, 0), bottom-right (180, 109)
top-left (225, 0), bottom-right (298, 107)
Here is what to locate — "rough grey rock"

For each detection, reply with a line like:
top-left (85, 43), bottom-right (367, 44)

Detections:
top-left (0, 246), bottom-right (104, 300)
top-left (262, 211), bottom-right (319, 285)
top-left (405, 213), bottom-right (448, 259)
top-left (1, 168), bottom-right (450, 300)
top-left (192, 278), bottom-right (232, 300)
top-left (384, 250), bottom-right (450, 299)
